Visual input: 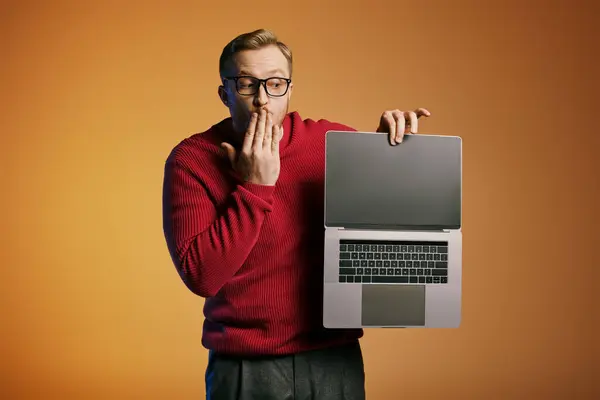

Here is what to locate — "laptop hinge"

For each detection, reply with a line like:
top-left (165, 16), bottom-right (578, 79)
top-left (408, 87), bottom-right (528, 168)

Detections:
top-left (335, 226), bottom-right (453, 232)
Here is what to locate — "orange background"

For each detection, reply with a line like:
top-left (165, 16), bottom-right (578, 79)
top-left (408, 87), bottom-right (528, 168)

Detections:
top-left (2, 0), bottom-right (598, 399)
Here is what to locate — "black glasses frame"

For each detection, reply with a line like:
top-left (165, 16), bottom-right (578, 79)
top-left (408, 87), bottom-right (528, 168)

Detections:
top-left (223, 75), bottom-right (292, 97)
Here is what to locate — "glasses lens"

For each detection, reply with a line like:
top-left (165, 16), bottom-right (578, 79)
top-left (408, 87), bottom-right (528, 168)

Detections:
top-left (236, 77), bottom-right (258, 95)
top-left (265, 78), bottom-right (288, 96)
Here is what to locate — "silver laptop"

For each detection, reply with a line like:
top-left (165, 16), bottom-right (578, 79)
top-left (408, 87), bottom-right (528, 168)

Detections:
top-left (322, 131), bottom-right (462, 328)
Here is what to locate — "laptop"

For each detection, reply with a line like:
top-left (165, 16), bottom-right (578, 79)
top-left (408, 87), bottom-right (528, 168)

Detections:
top-left (322, 131), bottom-right (462, 328)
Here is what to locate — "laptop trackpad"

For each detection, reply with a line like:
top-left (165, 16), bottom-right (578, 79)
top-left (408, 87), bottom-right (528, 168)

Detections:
top-left (361, 285), bottom-right (426, 326)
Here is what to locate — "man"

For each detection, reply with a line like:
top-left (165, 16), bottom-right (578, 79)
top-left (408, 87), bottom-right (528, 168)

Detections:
top-left (162, 29), bottom-right (430, 400)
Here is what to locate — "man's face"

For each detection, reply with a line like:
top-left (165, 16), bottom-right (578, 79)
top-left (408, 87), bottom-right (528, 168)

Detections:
top-left (219, 45), bottom-right (293, 135)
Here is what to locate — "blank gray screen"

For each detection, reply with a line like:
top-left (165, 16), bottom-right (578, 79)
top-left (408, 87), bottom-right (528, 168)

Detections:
top-left (325, 132), bottom-right (461, 229)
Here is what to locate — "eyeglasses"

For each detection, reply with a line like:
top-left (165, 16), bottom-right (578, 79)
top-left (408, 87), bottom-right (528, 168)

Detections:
top-left (223, 75), bottom-right (292, 97)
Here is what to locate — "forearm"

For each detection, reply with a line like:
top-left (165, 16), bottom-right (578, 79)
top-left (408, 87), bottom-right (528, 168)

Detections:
top-left (163, 159), bottom-right (274, 297)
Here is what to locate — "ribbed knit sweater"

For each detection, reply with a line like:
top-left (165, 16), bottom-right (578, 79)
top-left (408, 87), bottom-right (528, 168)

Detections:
top-left (162, 111), bottom-right (364, 356)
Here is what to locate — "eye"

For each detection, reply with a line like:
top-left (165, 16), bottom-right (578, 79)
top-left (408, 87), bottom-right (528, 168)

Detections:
top-left (237, 77), bottom-right (256, 88)
top-left (266, 78), bottom-right (285, 88)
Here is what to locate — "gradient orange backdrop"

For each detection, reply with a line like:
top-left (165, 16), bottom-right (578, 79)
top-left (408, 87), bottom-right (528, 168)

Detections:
top-left (2, 0), bottom-right (598, 399)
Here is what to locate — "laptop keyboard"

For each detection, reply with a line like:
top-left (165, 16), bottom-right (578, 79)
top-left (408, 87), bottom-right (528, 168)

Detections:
top-left (338, 240), bottom-right (449, 284)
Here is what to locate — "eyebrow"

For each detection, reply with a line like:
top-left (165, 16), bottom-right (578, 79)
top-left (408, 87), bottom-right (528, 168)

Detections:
top-left (238, 69), bottom-right (287, 77)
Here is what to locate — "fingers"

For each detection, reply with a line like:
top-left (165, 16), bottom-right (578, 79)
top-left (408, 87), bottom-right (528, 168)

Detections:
top-left (380, 108), bottom-right (431, 146)
top-left (381, 111), bottom-right (397, 146)
top-left (253, 109), bottom-right (267, 151)
top-left (415, 108), bottom-right (431, 118)
top-left (391, 110), bottom-right (405, 144)
top-left (406, 111), bottom-right (418, 134)
top-left (262, 112), bottom-right (274, 151)
top-left (242, 112), bottom-right (258, 154)
top-left (272, 125), bottom-right (282, 155)
top-left (243, 110), bottom-right (280, 156)
top-left (407, 108), bottom-right (431, 134)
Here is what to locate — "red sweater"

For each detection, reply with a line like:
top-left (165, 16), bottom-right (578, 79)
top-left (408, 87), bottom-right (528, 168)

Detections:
top-left (162, 111), bottom-right (364, 356)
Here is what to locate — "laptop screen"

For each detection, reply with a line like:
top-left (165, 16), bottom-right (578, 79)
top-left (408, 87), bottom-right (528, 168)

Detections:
top-left (325, 132), bottom-right (462, 230)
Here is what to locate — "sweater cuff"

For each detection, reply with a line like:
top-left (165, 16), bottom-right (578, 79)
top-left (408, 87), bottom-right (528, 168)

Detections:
top-left (238, 182), bottom-right (276, 210)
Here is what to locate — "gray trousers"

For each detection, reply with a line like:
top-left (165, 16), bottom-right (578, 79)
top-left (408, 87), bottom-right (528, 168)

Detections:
top-left (205, 341), bottom-right (366, 400)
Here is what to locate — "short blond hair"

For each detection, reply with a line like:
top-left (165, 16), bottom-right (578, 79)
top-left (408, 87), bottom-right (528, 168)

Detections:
top-left (219, 29), bottom-right (293, 78)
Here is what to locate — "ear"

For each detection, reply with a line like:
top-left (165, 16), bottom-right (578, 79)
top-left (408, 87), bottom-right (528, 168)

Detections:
top-left (287, 81), bottom-right (293, 101)
top-left (218, 85), bottom-right (229, 107)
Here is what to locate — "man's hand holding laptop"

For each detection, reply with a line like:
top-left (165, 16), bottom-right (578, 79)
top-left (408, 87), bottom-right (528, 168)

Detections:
top-left (376, 107), bottom-right (431, 145)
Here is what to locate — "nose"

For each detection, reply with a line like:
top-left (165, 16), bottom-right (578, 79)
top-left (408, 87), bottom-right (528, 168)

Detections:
top-left (253, 82), bottom-right (269, 108)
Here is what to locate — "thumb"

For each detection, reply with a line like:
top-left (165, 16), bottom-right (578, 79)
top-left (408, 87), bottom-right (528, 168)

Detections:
top-left (220, 142), bottom-right (236, 167)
